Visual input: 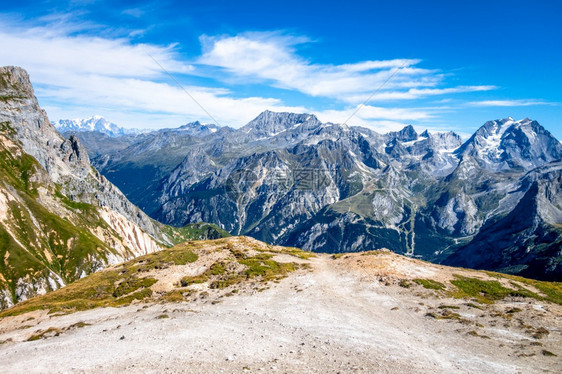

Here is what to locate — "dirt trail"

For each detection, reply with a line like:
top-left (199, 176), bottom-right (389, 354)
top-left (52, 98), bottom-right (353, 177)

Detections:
top-left (0, 253), bottom-right (560, 373)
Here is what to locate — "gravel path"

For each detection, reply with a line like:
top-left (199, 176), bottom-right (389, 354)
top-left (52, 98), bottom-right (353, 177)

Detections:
top-left (0, 255), bottom-right (560, 373)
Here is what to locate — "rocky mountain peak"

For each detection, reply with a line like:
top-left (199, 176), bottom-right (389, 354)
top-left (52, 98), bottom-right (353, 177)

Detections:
top-left (59, 135), bottom-right (91, 170)
top-left (0, 66), bottom-right (35, 100)
top-left (177, 121), bottom-right (220, 136)
top-left (389, 125), bottom-right (418, 142)
top-left (0, 65), bottom-right (168, 246)
top-left (241, 110), bottom-right (321, 138)
top-left (458, 117), bottom-right (562, 171)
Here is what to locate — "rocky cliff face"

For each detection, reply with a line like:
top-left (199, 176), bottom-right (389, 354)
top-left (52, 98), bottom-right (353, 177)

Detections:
top-left (444, 161), bottom-right (562, 280)
top-left (0, 66), bottom-right (167, 243)
top-left (0, 66), bottom-right (170, 309)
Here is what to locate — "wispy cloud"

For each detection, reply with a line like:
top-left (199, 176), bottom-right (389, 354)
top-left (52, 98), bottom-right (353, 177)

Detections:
top-left (0, 20), bottom-right (308, 127)
top-left (198, 32), bottom-right (494, 104)
top-left (467, 99), bottom-right (553, 107)
top-left (1, 17), bottom-right (542, 133)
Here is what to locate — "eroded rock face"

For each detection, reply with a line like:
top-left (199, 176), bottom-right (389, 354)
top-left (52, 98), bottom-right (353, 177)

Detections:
top-left (0, 66), bottom-right (166, 243)
top-left (0, 66), bottom-right (172, 308)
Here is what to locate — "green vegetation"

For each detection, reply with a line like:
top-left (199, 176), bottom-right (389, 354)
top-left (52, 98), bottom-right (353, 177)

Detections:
top-left (438, 305), bottom-right (460, 310)
top-left (465, 303), bottom-right (483, 310)
top-left (467, 330), bottom-right (490, 339)
top-left (0, 132), bottom-right (133, 306)
top-left (113, 277), bottom-right (157, 298)
top-left (0, 246), bottom-right (198, 317)
top-left (532, 327), bottom-right (550, 339)
top-left (450, 275), bottom-right (542, 304)
top-left (413, 278), bottom-right (446, 290)
top-left (178, 241), bottom-right (301, 291)
top-left (361, 250), bottom-right (387, 257)
top-left (276, 247), bottom-right (316, 260)
top-left (54, 186), bottom-right (95, 212)
top-left (238, 253), bottom-right (295, 280)
top-left (425, 309), bottom-right (462, 320)
top-left (250, 241), bottom-right (315, 259)
top-left (1, 238), bottom-right (305, 316)
top-left (206, 253), bottom-right (297, 289)
top-left (0, 94), bottom-right (25, 103)
top-left (410, 273), bottom-right (562, 307)
top-left (506, 307), bottom-right (522, 314)
top-left (399, 279), bottom-right (411, 288)
top-left (0, 145), bottom-right (41, 196)
top-left (161, 223), bottom-right (230, 246)
top-left (0, 121), bottom-right (16, 136)
top-left (27, 327), bottom-right (61, 341)
top-left (207, 262), bottom-right (227, 275)
top-left (0, 261), bottom-right (158, 317)
top-left (26, 321), bottom-right (90, 341)
top-left (180, 274), bottom-right (208, 287)
top-left (501, 274), bottom-right (562, 306)
top-left (159, 290), bottom-right (185, 303)
top-left (132, 245), bottom-right (198, 273)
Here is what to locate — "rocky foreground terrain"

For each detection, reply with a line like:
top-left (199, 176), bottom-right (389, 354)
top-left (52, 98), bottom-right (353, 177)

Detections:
top-left (0, 236), bottom-right (560, 373)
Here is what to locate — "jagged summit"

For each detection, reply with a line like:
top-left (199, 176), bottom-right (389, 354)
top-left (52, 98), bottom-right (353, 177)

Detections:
top-left (457, 117), bottom-right (562, 171)
top-left (240, 110), bottom-right (321, 138)
top-left (389, 124), bottom-right (418, 142)
top-left (176, 121), bottom-right (220, 136)
top-left (0, 66), bottom-right (35, 99)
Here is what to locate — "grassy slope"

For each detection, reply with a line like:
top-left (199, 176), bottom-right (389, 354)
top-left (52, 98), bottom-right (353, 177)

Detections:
top-left (0, 238), bottom-right (311, 317)
top-left (0, 119), bottom-right (232, 310)
top-left (0, 126), bottom-right (120, 307)
top-left (161, 222), bottom-right (231, 246)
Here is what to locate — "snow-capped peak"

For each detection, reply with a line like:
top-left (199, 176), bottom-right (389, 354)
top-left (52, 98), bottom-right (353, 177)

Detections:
top-left (457, 117), bottom-right (562, 171)
top-left (53, 116), bottom-right (145, 137)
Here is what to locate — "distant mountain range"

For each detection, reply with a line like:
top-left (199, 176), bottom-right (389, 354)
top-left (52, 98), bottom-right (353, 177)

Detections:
top-left (63, 111), bottom-right (562, 281)
top-left (52, 116), bottom-right (146, 137)
top-left (53, 116), bottom-right (222, 139)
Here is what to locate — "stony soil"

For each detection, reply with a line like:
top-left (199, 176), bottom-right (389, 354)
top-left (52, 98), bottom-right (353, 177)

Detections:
top-left (0, 246), bottom-right (560, 373)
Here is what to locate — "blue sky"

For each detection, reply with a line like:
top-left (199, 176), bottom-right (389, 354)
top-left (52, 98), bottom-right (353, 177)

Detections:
top-left (1, 0), bottom-right (561, 138)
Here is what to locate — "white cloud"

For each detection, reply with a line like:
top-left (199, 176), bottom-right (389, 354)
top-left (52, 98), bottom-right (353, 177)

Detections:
top-left (36, 74), bottom-right (309, 128)
top-left (199, 33), bottom-right (494, 103)
top-left (317, 105), bottom-right (431, 123)
top-left (0, 25), bottom-right (189, 78)
top-left (1, 20), bottom-right (527, 133)
top-left (0, 20), bottom-right (308, 127)
top-left (467, 99), bottom-right (551, 107)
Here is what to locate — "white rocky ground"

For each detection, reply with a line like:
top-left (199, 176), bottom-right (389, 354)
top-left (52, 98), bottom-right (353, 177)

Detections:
top-left (0, 251), bottom-right (560, 373)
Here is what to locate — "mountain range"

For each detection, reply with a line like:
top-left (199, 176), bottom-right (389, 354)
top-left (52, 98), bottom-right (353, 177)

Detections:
top-left (63, 110), bottom-right (562, 281)
top-left (52, 116), bottom-right (145, 137)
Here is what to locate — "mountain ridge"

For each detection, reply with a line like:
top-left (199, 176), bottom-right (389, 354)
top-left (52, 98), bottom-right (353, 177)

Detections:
top-left (62, 108), bottom-right (562, 280)
top-left (53, 116), bottom-right (145, 137)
